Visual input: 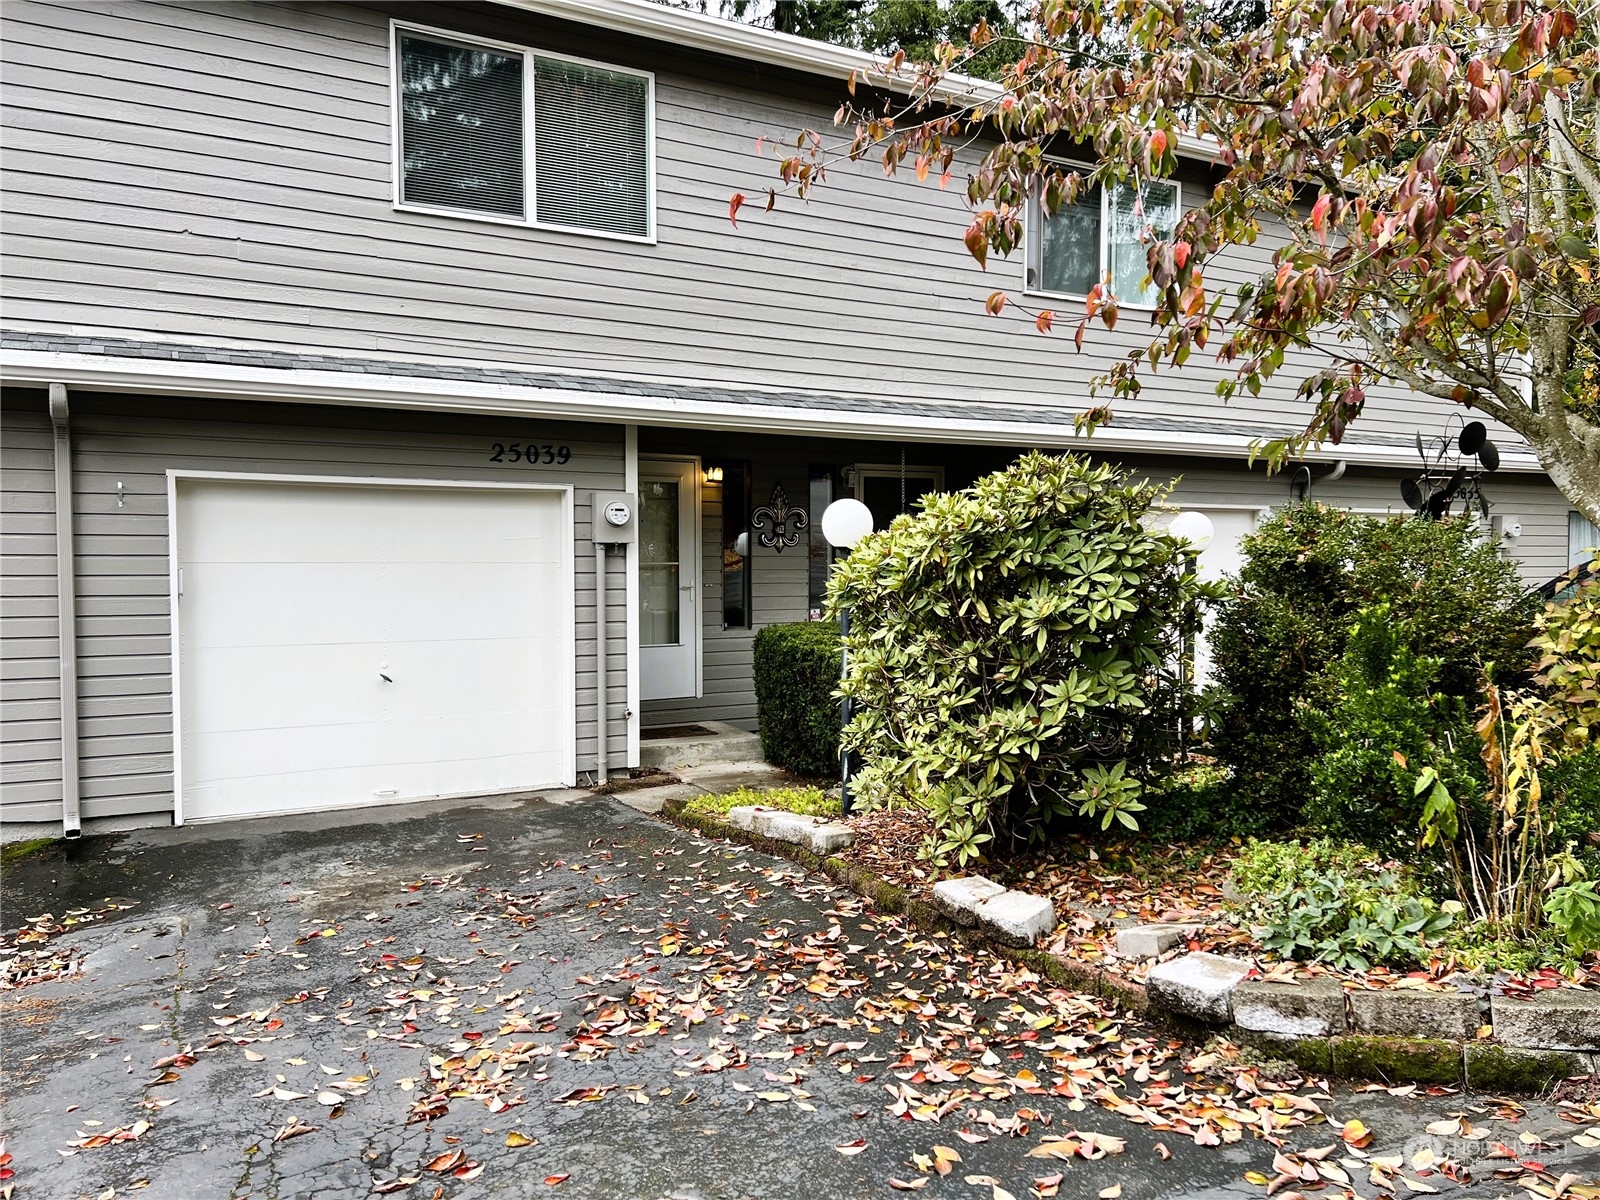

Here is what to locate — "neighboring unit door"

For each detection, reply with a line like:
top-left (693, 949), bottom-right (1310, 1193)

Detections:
top-left (639, 458), bottom-right (699, 700)
top-left (175, 477), bottom-right (574, 823)
top-left (1188, 508), bottom-right (1259, 686)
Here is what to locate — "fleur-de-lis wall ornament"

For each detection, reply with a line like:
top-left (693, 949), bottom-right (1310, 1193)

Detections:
top-left (752, 482), bottom-right (808, 553)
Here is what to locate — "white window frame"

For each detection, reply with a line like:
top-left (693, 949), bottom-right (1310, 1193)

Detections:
top-left (389, 19), bottom-right (657, 244)
top-left (1022, 161), bottom-right (1181, 311)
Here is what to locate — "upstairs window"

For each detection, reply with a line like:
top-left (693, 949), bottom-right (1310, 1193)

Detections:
top-left (394, 24), bottom-right (653, 240)
top-left (1025, 177), bottom-right (1180, 305)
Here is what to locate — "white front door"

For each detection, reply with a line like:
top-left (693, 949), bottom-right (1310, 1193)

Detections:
top-left (639, 459), bottom-right (700, 700)
top-left (175, 477), bottom-right (575, 823)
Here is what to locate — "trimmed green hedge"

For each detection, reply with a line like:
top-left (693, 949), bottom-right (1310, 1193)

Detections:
top-left (753, 621), bottom-right (841, 777)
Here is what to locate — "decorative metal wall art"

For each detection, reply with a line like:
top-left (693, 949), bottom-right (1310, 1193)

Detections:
top-left (1401, 420), bottom-right (1500, 520)
top-left (752, 482), bottom-right (808, 553)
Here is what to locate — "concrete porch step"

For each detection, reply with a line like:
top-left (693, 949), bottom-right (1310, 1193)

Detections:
top-left (638, 720), bottom-right (764, 770)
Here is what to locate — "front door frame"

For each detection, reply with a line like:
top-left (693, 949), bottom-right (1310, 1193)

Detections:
top-left (638, 455), bottom-right (703, 701)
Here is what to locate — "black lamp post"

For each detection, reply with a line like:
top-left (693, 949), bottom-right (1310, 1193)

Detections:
top-left (820, 498), bottom-right (874, 814)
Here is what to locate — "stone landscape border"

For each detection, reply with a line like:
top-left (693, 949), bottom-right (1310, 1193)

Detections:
top-left (661, 799), bottom-right (1600, 1094)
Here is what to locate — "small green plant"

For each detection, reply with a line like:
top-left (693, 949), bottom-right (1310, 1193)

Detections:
top-left (1068, 761), bottom-right (1147, 831)
top-left (681, 785), bottom-right (839, 821)
top-left (1230, 839), bottom-right (1455, 970)
top-left (916, 780), bottom-right (997, 868)
top-left (1435, 566), bottom-right (1600, 941)
top-left (1545, 880), bottom-right (1600, 955)
top-left (1302, 604), bottom-right (1484, 851)
top-left (1441, 922), bottom-right (1585, 977)
top-left (1230, 837), bottom-right (1380, 897)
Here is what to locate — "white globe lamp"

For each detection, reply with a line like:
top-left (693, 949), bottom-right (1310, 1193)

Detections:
top-left (821, 498), bottom-right (874, 549)
top-left (1170, 510), bottom-right (1215, 552)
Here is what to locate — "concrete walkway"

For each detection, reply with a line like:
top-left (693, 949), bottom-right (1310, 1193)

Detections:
top-left (1, 794), bottom-right (1594, 1199)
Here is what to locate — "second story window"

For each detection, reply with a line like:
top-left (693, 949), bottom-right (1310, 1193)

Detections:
top-left (1025, 177), bottom-right (1180, 305)
top-left (394, 23), bottom-right (654, 241)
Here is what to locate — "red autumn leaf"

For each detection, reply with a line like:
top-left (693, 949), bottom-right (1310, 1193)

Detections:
top-left (985, 291), bottom-right (1007, 316)
top-left (963, 216), bottom-right (990, 269)
top-left (1036, 310), bottom-right (1055, 333)
top-left (728, 193), bottom-right (746, 227)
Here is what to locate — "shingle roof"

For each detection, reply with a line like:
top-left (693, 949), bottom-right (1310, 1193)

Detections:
top-left (1, 328), bottom-right (1318, 444)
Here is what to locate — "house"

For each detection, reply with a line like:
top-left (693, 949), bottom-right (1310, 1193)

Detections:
top-left (0, 0), bottom-right (1582, 838)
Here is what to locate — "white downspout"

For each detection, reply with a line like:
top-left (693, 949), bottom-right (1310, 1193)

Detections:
top-left (48, 383), bottom-right (82, 838)
top-left (595, 541), bottom-right (609, 785)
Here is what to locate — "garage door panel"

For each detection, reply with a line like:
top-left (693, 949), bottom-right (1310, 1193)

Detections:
top-left (182, 564), bottom-right (395, 648)
top-left (378, 562), bottom-right (569, 639)
top-left (177, 479), bottom-right (574, 823)
top-left (189, 717), bottom-right (393, 781)
top-left (185, 763), bottom-right (408, 822)
top-left (375, 638), bottom-right (558, 717)
top-left (186, 486), bottom-right (390, 564)
top-left (184, 642), bottom-right (389, 732)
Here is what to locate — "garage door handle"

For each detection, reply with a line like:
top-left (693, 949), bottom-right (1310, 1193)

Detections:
top-left (379, 672), bottom-right (394, 683)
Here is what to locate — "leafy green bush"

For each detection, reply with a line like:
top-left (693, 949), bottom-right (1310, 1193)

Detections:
top-left (752, 622), bottom-right (841, 777)
top-left (1545, 881), bottom-right (1600, 955)
top-left (827, 452), bottom-right (1212, 863)
top-left (1139, 762), bottom-right (1271, 841)
top-left (1209, 503), bottom-right (1535, 824)
top-left (1301, 605), bottom-right (1484, 851)
top-left (1229, 839), bottom-right (1456, 970)
top-left (1546, 747), bottom-right (1600, 874)
top-left (681, 785), bottom-right (839, 821)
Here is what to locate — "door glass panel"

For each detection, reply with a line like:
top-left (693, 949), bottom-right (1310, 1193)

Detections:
top-left (807, 466), bottom-right (834, 621)
top-left (640, 478), bottom-right (681, 646)
top-left (862, 474), bottom-right (939, 534)
top-left (720, 463), bottom-right (751, 630)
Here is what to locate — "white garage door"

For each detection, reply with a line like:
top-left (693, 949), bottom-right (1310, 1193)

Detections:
top-left (174, 477), bottom-right (574, 823)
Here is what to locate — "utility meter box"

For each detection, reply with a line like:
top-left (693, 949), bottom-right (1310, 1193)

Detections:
top-left (590, 491), bottom-right (637, 543)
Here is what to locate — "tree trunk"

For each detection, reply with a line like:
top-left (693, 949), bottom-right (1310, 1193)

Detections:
top-left (1530, 418), bottom-right (1600, 530)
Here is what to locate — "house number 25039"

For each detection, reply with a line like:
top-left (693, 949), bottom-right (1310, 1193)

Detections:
top-left (489, 442), bottom-right (570, 465)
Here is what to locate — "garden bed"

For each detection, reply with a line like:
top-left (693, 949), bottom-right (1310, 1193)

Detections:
top-left (665, 794), bottom-right (1600, 1091)
top-left (836, 808), bottom-right (1598, 994)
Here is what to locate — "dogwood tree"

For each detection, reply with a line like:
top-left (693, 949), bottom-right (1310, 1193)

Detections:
top-left (743, 0), bottom-right (1600, 520)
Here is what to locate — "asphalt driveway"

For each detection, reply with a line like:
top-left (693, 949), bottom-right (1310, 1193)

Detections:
top-left (2, 792), bottom-right (1596, 1200)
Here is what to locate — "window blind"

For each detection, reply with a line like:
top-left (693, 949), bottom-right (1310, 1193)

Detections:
top-left (534, 56), bottom-right (650, 237)
top-left (399, 33), bottom-right (525, 218)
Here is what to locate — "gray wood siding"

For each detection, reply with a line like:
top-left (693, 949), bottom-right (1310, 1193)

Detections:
top-left (0, 0), bottom-right (1481, 447)
top-left (0, 387), bottom-right (626, 826)
top-left (1, 393), bottom-right (65, 823)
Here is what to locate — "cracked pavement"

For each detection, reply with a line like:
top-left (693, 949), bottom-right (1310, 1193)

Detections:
top-left (1, 792), bottom-right (1596, 1199)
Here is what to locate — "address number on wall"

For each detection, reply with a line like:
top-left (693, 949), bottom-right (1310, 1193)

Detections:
top-left (490, 443), bottom-right (571, 464)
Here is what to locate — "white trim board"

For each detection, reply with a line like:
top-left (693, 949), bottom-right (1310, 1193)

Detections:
top-left (2, 349), bottom-right (1545, 473)
top-left (167, 470), bottom-right (578, 826)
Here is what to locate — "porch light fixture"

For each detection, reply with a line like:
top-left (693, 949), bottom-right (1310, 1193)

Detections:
top-left (1169, 510), bottom-right (1215, 552)
top-left (703, 464), bottom-right (724, 484)
top-left (820, 498), bottom-right (873, 550)
top-left (821, 497), bottom-right (875, 815)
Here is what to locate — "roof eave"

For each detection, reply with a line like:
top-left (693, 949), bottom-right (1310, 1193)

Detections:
top-left (488, 0), bottom-right (1223, 163)
top-left (0, 347), bottom-right (1543, 474)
